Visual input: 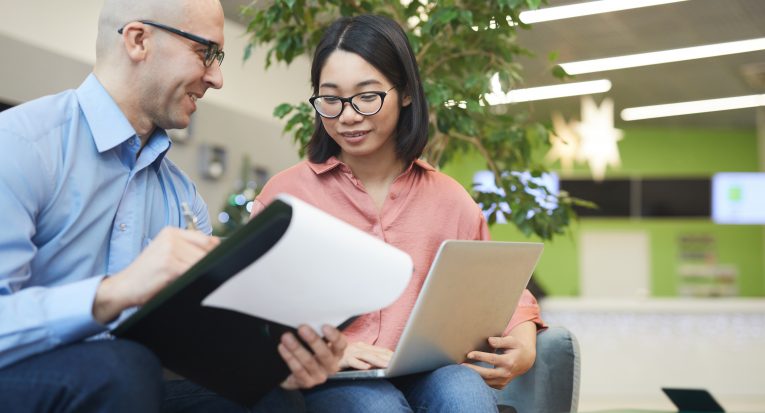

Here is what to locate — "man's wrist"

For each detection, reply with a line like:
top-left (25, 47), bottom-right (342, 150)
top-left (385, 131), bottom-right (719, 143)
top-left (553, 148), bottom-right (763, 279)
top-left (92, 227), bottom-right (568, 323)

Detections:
top-left (92, 275), bottom-right (130, 324)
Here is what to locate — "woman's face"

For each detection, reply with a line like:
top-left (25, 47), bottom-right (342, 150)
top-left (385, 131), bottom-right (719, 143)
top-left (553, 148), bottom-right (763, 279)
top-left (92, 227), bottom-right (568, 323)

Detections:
top-left (317, 50), bottom-right (410, 162)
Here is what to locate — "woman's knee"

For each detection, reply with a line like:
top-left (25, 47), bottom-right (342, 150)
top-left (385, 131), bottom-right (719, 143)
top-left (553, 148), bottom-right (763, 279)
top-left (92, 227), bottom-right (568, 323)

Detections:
top-left (304, 380), bottom-right (412, 413)
top-left (432, 364), bottom-right (485, 387)
top-left (411, 365), bottom-right (497, 412)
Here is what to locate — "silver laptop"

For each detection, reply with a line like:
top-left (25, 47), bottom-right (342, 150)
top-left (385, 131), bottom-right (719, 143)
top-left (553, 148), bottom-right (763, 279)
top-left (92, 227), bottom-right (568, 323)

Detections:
top-left (333, 240), bottom-right (543, 380)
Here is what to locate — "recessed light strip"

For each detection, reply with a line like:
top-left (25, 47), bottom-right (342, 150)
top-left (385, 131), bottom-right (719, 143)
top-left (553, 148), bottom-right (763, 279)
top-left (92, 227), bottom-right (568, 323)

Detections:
top-left (560, 37), bottom-right (765, 75)
top-left (621, 94), bottom-right (765, 121)
top-left (484, 79), bottom-right (612, 105)
top-left (519, 0), bottom-right (689, 24)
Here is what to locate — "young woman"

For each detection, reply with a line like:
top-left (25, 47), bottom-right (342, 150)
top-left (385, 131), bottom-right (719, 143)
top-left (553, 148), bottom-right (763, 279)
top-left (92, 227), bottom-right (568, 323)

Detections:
top-left (251, 14), bottom-right (545, 413)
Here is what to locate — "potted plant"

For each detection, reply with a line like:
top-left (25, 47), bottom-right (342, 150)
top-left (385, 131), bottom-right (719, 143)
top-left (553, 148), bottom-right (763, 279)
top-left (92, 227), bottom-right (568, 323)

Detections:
top-left (240, 0), bottom-right (589, 240)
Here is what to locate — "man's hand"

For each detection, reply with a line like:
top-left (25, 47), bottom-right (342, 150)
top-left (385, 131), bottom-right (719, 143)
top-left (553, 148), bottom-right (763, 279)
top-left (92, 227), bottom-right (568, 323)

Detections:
top-left (279, 325), bottom-right (347, 390)
top-left (93, 227), bottom-right (219, 324)
top-left (338, 342), bottom-right (393, 370)
top-left (462, 321), bottom-right (537, 389)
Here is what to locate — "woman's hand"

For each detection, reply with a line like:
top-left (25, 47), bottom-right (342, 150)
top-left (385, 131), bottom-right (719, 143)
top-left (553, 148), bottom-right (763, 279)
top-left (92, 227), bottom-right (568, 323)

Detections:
top-left (339, 342), bottom-right (393, 370)
top-left (462, 321), bottom-right (538, 390)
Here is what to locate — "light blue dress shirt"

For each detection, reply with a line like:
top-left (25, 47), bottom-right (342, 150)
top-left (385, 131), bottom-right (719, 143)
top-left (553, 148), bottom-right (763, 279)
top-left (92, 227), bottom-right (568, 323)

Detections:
top-left (0, 74), bottom-right (211, 369)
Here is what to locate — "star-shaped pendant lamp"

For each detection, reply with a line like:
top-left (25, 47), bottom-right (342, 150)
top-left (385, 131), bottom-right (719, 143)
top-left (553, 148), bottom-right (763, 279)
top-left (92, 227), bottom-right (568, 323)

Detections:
top-left (546, 112), bottom-right (580, 175)
top-left (575, 97), bottom-right (623, 181)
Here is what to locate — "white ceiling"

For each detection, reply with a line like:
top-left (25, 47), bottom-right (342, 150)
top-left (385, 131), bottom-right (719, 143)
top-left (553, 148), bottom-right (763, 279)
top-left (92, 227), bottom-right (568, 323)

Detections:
top-left (221, 0), bottom-right (765, 129)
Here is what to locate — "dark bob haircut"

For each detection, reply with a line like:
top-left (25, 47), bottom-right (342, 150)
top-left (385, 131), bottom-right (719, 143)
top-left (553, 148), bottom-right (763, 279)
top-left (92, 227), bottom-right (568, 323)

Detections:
top-left (307, 14), bottom-right (429, 165)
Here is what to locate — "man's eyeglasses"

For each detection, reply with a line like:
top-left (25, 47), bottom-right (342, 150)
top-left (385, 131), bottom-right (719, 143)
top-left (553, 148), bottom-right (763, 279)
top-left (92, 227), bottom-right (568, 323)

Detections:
top-left (118, 20), bottom-right (224, 67)
top-left (309, 87), bottom-right (396, 119)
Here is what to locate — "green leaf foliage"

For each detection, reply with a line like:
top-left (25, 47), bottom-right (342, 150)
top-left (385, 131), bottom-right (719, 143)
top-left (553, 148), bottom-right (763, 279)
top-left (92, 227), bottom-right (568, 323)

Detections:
top-left (242, 0), bottom-right (584, 241)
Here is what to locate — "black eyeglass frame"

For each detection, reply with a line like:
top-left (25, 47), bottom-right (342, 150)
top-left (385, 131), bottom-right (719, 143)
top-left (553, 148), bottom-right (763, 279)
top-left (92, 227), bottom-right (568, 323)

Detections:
top-left (309, 86), bottom-right (396, 119)
top-left (117, 20), bottom-right (224, 67)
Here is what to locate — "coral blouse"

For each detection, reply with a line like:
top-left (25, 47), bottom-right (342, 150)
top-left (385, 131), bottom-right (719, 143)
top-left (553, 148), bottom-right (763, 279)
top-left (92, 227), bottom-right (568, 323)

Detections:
top-left (252, 157), bottom-right (544, 350)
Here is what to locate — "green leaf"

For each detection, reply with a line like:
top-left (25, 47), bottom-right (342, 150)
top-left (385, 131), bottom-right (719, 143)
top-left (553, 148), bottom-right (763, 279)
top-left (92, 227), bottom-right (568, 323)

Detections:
top-left (273, 103), bottom-right (294, 118)
top-left (552, 65), bottom-right (569, 79)
top-left (525, 0), bottom-right (543, 9)
top-left (243, 43), bottom-right (253, 62)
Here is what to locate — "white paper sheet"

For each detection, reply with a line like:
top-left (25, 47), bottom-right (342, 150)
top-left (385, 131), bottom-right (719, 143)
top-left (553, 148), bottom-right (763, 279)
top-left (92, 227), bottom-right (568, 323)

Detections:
top-left (201, 194), bottom-right (413, 333)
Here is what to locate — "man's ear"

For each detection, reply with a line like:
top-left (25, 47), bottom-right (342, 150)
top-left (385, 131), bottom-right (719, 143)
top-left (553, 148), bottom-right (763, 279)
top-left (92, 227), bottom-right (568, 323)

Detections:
top-left (120, 22), bottom-right (150, 63)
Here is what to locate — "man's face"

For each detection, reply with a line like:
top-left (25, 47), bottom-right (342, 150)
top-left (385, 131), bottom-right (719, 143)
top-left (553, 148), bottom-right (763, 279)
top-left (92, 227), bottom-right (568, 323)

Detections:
top-left (141, 1), bottom-right (225, 131)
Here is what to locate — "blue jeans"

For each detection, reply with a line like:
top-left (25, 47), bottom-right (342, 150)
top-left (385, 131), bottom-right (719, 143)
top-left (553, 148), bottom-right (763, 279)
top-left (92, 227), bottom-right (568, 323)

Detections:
top-left (162, 379), bottom-right (305, 413)
top-left (0, 339), bottom-right (164, 413)
top-left (303, 364), bottom-right (498, 413)
top-left (0, 338), bottom-right (303, 413)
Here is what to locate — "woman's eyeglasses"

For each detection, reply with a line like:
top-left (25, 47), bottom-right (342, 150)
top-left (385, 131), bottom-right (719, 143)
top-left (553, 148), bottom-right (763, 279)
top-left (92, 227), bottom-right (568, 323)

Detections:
top-left (309, 86), bottom-right (396, 119)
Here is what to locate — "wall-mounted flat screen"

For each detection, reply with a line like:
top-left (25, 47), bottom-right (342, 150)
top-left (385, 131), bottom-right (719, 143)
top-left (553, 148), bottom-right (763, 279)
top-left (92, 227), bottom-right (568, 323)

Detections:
top-left (712, 172), bottom-right (765, 224)
top-left (559, 179), bottom-right (632, 217)
top-left (641, 179), bottom-right (710, 217)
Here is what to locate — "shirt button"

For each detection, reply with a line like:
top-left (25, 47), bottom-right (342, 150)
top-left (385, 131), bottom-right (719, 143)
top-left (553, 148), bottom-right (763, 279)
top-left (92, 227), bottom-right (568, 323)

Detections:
top-left (119, 223), bottom-right (127, 231)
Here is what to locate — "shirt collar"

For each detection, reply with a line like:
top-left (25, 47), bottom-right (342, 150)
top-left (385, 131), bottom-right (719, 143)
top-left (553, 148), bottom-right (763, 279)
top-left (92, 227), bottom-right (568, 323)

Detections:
top-left (307, 156), bottom-right (436, 175)
top-left (76, 74), bottom-right (137, 154)
top-left (76, 73), bottom-right (171, 169)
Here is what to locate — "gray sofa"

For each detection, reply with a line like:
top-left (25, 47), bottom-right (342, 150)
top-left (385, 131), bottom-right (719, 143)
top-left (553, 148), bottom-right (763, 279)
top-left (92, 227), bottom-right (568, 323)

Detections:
top-left (496, 326), bottom-right (581, 413)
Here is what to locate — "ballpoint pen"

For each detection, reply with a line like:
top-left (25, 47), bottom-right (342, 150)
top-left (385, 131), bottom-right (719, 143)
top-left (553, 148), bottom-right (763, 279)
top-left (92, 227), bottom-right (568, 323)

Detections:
top-left (181, 202), bottom-right (198, 231)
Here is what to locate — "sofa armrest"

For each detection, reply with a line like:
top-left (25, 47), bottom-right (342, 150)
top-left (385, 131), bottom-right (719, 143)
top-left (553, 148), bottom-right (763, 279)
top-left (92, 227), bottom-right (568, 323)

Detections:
top-left (496, 326), bottom-right (581, 413)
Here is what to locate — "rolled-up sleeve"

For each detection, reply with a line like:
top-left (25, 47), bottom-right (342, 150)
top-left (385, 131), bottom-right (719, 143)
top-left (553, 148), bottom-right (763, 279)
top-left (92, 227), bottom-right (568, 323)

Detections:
top-left (503, 289), bottom-right (547, 336)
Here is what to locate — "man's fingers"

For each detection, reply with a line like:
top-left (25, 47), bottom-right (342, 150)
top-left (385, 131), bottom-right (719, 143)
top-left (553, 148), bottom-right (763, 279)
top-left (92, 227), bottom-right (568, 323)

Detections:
top-left (174, 227), bottom-right (220, 249)
top-left (167, 233), bottom-right (219, 271)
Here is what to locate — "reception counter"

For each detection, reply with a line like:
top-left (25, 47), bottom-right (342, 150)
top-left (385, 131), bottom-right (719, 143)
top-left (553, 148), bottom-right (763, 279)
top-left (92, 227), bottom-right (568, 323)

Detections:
top-left (540, 298), bottom-right (765, 411)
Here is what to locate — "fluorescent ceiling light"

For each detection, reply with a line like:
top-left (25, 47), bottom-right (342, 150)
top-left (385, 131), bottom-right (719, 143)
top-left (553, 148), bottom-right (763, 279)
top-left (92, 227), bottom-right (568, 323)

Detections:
top-left (519, 0), bottom-right (688, 24)
top-left (560, 37), bottom-right (765, 75)
top-left (484, 79), bottom-right (612, 105)
top-left (621, 94), bottom-right (765, 121)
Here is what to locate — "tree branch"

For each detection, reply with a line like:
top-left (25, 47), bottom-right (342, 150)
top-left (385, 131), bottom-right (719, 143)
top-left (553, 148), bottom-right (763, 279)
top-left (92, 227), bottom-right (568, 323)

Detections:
top-left (425, 49), bottom-right (496, 77)
top-left (450, 131), bottom-right (503, 184)
top-left (416, 40), bottom-right (433, 62)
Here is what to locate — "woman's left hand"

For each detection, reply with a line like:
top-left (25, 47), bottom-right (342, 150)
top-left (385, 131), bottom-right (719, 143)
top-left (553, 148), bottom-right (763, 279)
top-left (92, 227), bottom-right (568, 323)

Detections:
top-left (461, 321), bottom-right (537, 390)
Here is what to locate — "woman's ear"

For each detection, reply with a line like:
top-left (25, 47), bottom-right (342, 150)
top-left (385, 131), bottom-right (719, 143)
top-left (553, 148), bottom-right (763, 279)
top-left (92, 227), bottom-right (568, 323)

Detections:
top-left (120, 22), bottom-right (150, 63)
top-left (402, 93), bottom-right (412, 107)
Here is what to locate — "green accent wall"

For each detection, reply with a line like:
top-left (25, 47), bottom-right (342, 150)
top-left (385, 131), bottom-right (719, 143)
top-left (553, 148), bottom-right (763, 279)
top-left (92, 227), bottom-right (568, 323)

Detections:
top-left (441, 126), bottom-right (764, 297)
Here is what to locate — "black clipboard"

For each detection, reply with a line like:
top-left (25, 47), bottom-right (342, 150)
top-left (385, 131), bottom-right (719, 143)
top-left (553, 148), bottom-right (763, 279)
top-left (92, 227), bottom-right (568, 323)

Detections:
top-left (112, 199), bottom-right (351, 406)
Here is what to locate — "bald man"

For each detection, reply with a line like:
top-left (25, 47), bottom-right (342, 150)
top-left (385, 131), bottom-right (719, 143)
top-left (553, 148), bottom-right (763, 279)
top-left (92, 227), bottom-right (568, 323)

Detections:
top-left (0, 0), bottom-right (345, 412)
